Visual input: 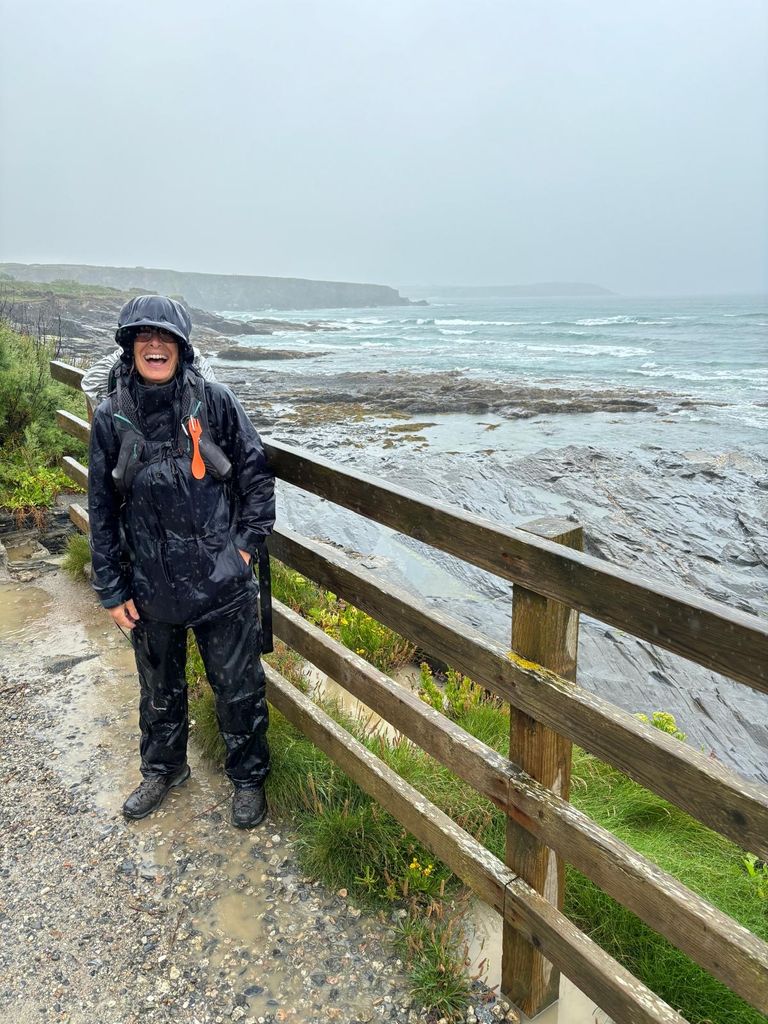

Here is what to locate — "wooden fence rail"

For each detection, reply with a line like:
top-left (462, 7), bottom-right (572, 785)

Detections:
top-left (263, 437), bottom-right (768, 693)
top-left (268, 528), bottom-right (768, 860)
top-left (51, 359), bottom-right (768, 1021)
top-left (265, 663), bottom-right (690, 1024)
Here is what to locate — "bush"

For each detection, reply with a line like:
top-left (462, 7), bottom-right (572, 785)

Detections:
top-left (0, 322), bottom-right (87, 520)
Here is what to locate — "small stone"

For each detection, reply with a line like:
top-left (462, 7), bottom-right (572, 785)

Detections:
top-left (169, 966), bottom-right (180, 981)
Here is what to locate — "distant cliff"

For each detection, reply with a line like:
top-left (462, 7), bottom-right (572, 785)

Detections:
top-left (407, 282), bottom-right (615, 297)
top-left (0, 263), bottom-right (414, 311)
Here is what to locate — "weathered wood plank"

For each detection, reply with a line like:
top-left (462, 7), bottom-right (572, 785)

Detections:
top-left (501, 876), bottom-right (686, 1024)
top-left (266, 663), bottom-right (512, 913)
top-left (265, 440), bottom-right (767, 692)
top-left (68, 503), bottom-right (89, 535)
top-left (50, 360), bottom-right (85, 390)
top-left (269, 529), bottom-right (768, 858)
top-left (272, 599), bottom-right (768, 1012)
top-left (265, 664), bottom-right (689, 1024)
top-left (504, 519), bottom-right (583, 1015)
top-left (62, 456), bottom-right (88, 491)
top-left (56, 409), bottom-right (91, 446)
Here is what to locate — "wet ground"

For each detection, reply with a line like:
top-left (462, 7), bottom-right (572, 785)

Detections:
top-left (0, 567), bottom-right (419, 1024)
top-left (0, 546), bottom-right (612, 1024)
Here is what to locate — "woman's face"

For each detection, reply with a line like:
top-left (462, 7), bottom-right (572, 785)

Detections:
top-left (133, 327), bottom-right (180, 384)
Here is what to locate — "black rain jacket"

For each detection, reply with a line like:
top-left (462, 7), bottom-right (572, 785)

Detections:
top-left (88, 372), bottom-right (275, 626)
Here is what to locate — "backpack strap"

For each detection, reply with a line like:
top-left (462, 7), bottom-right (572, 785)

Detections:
top-left (178, 366), bottom-right (209, 451)
top-left (111, 368), bottom-right (142, 437)
top-left (256, 541), bottom-right (273, 653)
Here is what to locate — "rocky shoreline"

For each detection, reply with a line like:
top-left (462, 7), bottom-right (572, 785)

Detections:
top-left (213, 365), bottom-right (704, 423)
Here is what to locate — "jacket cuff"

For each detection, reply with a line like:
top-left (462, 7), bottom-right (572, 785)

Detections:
top-left (233, 528), bottom-right (269, 555)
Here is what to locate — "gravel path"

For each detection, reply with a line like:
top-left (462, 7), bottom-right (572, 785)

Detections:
top-left (1, 567), bottom-right (464, 1024)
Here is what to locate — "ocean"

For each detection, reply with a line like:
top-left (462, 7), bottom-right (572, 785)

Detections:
top-left (219, 292), bottom-right (767, 453)
top-left (213, 291), bottom-right (767, 776)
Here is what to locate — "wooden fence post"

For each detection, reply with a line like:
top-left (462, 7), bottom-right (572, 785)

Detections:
top-left (502, 516), bottom-right (583, 1017)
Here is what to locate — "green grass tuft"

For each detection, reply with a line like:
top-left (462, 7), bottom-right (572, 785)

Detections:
top-left (396, 908), bottom-right (472, 1017)
top-left (62, 533), bottom-right (91, 580)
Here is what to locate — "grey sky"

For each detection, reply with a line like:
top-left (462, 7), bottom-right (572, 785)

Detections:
top-left (1, 0), bottom-right (766, 295)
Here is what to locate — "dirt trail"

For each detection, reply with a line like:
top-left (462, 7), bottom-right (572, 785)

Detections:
top-left (0, 567), bottom-right (422, 1024)
top-left (0, 549), bottom-right (605, 1024)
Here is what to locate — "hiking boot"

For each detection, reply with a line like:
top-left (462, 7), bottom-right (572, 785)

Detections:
top-left (122, 764), bottom-right (191, 820)
top-left (232, 785), bottom-right (267, 829)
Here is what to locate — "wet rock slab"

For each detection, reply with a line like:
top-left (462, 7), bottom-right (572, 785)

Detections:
top-left (222, 366), bottom-right (689, 421)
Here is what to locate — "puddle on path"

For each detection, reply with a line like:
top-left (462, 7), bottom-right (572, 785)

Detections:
top-left (0, 583), bottom-right (53, 642)
top-left (6, 539), bottom-right (48, 560)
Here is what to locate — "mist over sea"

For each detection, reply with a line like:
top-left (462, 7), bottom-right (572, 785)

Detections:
top-left (221, 293), bottom-right (767, 452)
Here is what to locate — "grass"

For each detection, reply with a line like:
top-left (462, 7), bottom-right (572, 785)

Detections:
top-left (0, 276), bottom-right (129, 302)
top-left (62, 533), bottom-right (91, 580)
top-left (396, 906), bottom-right (472, 1016)
top-left (271, 560), bottom-right (416, 672)
top-left (564, 748), bottom-right (768, 1024)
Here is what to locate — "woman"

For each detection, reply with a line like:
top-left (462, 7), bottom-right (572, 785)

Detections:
top-left (87, 294), bottom-right (275, 828)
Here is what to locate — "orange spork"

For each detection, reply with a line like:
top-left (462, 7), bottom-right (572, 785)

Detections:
top-left (188, 417), bottom-right (206, 479)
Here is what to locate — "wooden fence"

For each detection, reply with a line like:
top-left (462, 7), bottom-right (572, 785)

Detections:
top-left (51, 360), bottom-right (768, 1024)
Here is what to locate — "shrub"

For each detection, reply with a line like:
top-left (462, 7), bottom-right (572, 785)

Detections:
top-left (635, 710), bottom-right (687, 742)
top-left (0, 322), bottom-right (87, 520)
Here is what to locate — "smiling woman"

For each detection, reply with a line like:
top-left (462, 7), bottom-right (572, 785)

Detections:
top-left (133, 327), bottom-right (180, 384)
top-left (87, 294), bottom-right (276, 831)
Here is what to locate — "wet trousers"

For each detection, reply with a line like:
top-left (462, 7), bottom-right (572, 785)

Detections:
top-left (131, 593), bottom-right (269, 789)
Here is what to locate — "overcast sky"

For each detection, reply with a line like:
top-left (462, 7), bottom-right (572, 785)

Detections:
top-left (1, 0), bottom-right (766, 294)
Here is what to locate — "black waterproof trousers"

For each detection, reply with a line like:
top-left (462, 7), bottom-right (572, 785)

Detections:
top-left (131, 589), bottom-right (269, 789)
